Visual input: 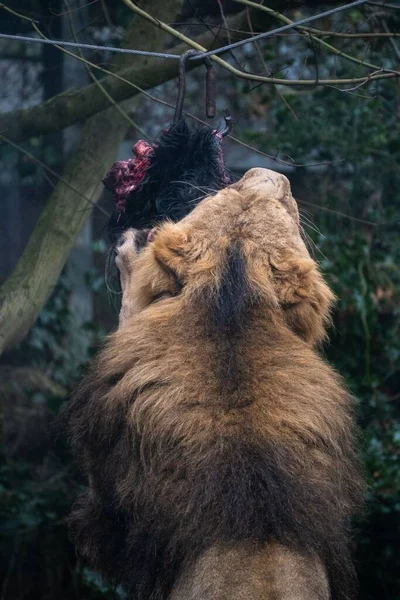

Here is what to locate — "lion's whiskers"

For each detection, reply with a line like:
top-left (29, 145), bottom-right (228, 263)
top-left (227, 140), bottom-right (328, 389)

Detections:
top-left (170, 180), bottom-right (220, 196)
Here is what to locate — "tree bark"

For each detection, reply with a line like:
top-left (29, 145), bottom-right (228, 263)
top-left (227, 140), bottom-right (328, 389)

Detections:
top-left (0, 0), bottom-right (183, 355)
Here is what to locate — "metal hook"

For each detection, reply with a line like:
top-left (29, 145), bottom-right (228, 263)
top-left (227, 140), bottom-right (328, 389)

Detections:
top-left (173, 49), bottom-right (216, 124)
top-left (220, 109), bottom-right (233, 138)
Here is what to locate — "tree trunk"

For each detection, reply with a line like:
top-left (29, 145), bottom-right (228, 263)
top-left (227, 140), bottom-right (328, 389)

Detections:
top-left (0, 0), bottom-right (184, 355)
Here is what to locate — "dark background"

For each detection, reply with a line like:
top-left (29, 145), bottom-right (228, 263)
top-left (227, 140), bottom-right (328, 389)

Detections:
top-left (0, 1), bottom-right (399, 598)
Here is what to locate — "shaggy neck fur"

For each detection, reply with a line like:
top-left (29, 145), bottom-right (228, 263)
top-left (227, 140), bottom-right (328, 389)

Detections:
top-left (64, 168), bottom-right (364, 600)
top-left (66, 303), bottom-right (362, 600)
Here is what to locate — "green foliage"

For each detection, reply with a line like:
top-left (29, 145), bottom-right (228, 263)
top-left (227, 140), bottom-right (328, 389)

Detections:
top-left (0, 269), bottom-right (114, 599)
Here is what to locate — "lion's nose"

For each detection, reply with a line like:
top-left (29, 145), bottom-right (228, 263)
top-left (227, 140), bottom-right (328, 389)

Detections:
top-left (238, 168), bottom-right (289, 194)
top-left (229, 168), bottom-right (299, 225)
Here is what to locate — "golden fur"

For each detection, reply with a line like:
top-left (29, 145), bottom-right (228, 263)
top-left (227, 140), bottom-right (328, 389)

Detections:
top-left (66, 168), bottom-right (363, 600)
top-left (169, 541), bottom-right (330, 600)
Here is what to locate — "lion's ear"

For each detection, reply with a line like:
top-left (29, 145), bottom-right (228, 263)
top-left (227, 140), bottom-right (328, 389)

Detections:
top-left (151, 222), bottom-right (188, 280)
top-left (271, 257), bottom-right (335, 345)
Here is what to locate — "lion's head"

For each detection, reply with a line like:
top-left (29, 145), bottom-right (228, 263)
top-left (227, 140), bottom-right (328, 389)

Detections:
top-left (116, 168), bottom-right (334, 345)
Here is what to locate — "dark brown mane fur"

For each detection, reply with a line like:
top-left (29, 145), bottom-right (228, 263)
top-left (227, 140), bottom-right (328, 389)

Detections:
top-left (64, 169), bottom-right (364, 600)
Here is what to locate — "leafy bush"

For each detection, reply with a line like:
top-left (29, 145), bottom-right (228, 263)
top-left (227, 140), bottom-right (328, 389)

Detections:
top-left (0, 272), bottom-right (117, 599)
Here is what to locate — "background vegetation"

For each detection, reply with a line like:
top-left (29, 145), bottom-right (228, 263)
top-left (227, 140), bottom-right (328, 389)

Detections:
top-left (0, 1), bottom-right (399, 598)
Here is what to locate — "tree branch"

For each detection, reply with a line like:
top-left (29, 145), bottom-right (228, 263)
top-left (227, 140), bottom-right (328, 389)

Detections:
top-left (2, 1), bottom-right (399, 145)
top-left (64, 0), bottom-right (149, 138)
top-left (122, 0), bottom-right (400, 85)
top-left (234, 0), bottom-right (395, 71)
top-left (0, 0), bottom-right (184, 355)
top-left (235, 0), bottom-right (400, 38)
top-left (0, 14), bottom-right (249, 144)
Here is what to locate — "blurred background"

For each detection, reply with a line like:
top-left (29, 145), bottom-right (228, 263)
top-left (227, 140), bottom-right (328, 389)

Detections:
top-left (0, 1), bottom-right (399, 598)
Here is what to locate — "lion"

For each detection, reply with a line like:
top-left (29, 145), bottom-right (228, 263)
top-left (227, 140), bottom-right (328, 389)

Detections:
top-left (65, 168), bottom-right (364, 600)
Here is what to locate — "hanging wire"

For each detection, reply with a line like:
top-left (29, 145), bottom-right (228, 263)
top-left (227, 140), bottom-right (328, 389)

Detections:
top-left (0, 33), bottom-right (181, 58)
top-left (196, 0), bottom-right (368, 58)
top-left (0, 0), bottom-right (368, 61)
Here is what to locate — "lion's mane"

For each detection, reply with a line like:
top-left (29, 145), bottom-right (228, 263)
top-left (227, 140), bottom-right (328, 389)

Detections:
top-left (65, 170), bottom-right (364, 600)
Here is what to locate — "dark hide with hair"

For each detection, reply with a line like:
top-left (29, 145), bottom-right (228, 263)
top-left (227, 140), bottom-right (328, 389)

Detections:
top-left (105, 120), bottom-right (232, 243)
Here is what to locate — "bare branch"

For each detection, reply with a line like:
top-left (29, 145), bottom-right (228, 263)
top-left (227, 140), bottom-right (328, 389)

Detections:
top-left (367, 1), bottom-right (400, 9)
top-left (2, 0), bottom-right (400, 145)
top-left (0, 0), bottom-right (183, 355)
top-left (122, 0), bottom-right (400, 85)
top-left (235, 0), bottom-right (400, 38)
top-left (65, 0), bottom-right (148, 136)
top-left (0, 133), bottom-right (110, 216)
top-left (0, 13), bottom-right (250, 144)
top-left (381, 18), bottom-right (400, 61)
top-left (232, 0), bottom-right (397, 72)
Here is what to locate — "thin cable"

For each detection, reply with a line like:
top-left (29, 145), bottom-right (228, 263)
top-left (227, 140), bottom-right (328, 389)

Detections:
top-left (0, 32), bottom-right (181, 58)
top-left (0, 0), bottom-right (369, 61)
top-left (196, 0), bottom-right (369, 58)
top-left (367, 1), bottom-right (400, 8)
